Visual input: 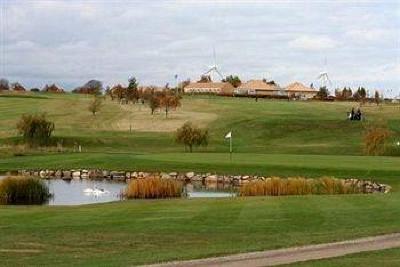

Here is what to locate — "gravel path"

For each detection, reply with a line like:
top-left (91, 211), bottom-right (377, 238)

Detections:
top-left (143, 233), bottom-right (400, 267)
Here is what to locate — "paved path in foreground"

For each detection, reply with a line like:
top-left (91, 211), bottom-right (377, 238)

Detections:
top-left (143, 233), bottom-right (400, 267)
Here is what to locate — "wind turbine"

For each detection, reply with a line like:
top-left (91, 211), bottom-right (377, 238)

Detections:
top-left (203, 47), bottom-right (224, 80)
top-left (316, 57), bottom-right (332, 88)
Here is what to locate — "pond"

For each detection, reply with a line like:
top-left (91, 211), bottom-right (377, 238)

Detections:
top-left (45, 179), bottom-right (126, 205)
top-left (0, 176), bottom-right (237, 205)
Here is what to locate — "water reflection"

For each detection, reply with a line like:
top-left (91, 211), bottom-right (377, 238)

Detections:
top-left (185, 181), bottom-right (237, 198)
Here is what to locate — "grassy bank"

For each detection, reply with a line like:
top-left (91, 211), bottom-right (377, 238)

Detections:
top-left (1, 195), bottom-right (400, 266)
top-left (1, 152), bottom-right (399, 190)
top-left (1, 93), bottom-right (399, 156)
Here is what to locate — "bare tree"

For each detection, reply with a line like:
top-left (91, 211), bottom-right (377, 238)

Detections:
top-left (159, 91), bottom-right (181, 118)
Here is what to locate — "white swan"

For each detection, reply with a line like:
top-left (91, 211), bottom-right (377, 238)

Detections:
top-left (83, 187), bottom-right (110, 196)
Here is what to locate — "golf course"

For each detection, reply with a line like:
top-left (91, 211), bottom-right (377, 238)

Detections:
top-left (1, 93), bottom-right (400, 266)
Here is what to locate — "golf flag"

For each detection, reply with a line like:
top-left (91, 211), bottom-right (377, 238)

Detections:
top-left (225, 131), bottom-right (232, 139)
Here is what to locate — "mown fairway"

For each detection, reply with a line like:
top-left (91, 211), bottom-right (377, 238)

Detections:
top-left (0, 92), bottom-right (399, 266)
top-left (1, 195), bottom-right (400, 266)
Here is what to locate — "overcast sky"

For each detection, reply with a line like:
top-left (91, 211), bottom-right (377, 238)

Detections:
top-left (1, 0), bottom-right (399, 96)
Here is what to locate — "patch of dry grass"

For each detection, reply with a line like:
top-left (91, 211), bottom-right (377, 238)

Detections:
top-left (124, 177), bottom-right (183, 199)
top-left (240, 177), bottom-right (361, 196)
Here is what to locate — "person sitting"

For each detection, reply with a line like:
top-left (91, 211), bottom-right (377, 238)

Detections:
top-left (356, 108), bottom-right (362, 121)
top-left (347, 108), bottom-right (355, 120)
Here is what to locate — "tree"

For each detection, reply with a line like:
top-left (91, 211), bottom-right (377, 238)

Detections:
top-left (335, 88), bottom-right (343, 100)
top-left (149, 94), bottom-right (161, 115)
top-left (223, 75), bottom-right (241, 88)
top-left (177, 79), bottom-right (190, 94)
top-left (88, 96), bottom-right (103, 116)
top-left (127, 76), bottom-right (139, 103)
top-left (16, 113), bottom-right (55, 146)
top-left (175, 122), bottom-right (208, 152)
top-left (110, 84), bottom-right (126, 103)
top-left (343, 87), bottom-right (352, 99)
top-left (159, 91), bottom-right (181, 118)
top-left (354, 87), bottom-right (367, 103)
top-left (0, 78), bottom-right (10, 91)
top-left (316, 86), bottom-right (329, 100)
top-left (374, 90), bottom-right (381, 105)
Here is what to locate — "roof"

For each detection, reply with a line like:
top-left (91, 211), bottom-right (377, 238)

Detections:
top-left (237, 80), bottom-right (280, 91)
top-left (286, 82), bottom-right (316, 93)
top-left (185, 82), bottom-right (234, 90)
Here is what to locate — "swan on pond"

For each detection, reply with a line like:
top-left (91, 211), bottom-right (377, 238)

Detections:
top-left (83, 187), bottom-right (110, 196)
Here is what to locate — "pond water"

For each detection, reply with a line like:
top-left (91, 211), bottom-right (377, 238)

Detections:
top-left (0, 176), bottom-right (237, 205)
top-left (45, 179), bottom-right (126, 205)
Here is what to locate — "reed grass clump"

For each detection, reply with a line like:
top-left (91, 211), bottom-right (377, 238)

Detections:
top-left (124, 177), bottom-right (183, 199)
top-left (240, 177), bottom-right (361, 197)
top-left (0, 176), bottom-right (51, 204)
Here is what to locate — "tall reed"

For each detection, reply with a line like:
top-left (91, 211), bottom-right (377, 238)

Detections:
top-left (0, 176), bottom-right (51, 204)
top-left (124, 177), bottom-right (183, 199)
top-left (240, 177), bottom-right (362, 197)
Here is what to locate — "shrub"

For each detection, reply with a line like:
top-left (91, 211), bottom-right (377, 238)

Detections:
top-left (0, 177), bottom-right (51, 204)
top-left (124, 177), bottom-right (183, 199)
top-left (88, 96), bottom-right (103, 115)
top-left (16, 113), bottom-right (55, 146)
top-left (363, 125), bottom-right (392, 156)
top-left (240, 177), bottom-right (361, 197)
top-left (176, 122), bottom-right (208, 152)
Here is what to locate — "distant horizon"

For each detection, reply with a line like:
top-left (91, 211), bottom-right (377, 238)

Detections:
top-left (1, 0), bottom-right (399, 96)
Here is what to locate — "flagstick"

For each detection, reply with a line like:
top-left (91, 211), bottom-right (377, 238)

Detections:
top-left (229, 132), bottom-right (232, 162)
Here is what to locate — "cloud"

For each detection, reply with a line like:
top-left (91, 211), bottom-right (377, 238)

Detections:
top-left (0, 1), bottom-right (398, 95)
top-left (345, 28), bottom-right (397, 43)
top-left (288, 35), bottom-right (338, 51)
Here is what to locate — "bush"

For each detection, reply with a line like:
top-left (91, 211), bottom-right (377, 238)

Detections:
top-left (240, 177), bottom-right (361, 196)
top-left (0, 177), bottom-right (51, 204)
top-left (88, 96), bottom-right (103, 115)
top-left (176, 122), bottom-right (208, 152)
top-left (124, 177), bottom-right (183, 199)
top-left (16, 113), bottom-right (55, 146)
top-left (363, 125), bottom-right (392, 156)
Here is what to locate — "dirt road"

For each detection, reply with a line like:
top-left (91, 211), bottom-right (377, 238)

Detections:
top-left (143, 233), bottom-right (400, 267)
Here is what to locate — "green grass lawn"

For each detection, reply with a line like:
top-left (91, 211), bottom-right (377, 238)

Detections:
top-left (1, 195), bottom-right (400, 266)
top-left (285, 248), bottom-right (400, 267)
top-left (0, 93), bottom-right (400, 266)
